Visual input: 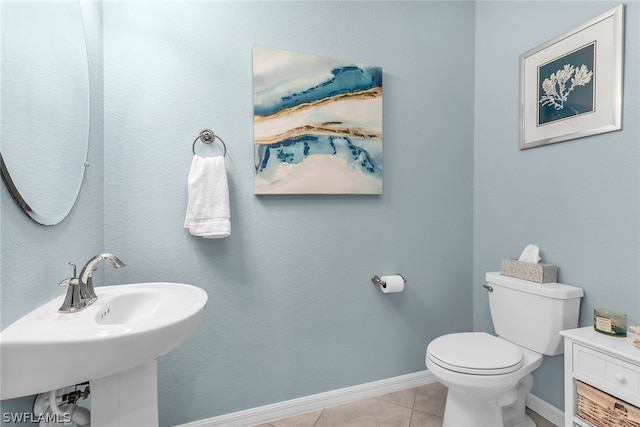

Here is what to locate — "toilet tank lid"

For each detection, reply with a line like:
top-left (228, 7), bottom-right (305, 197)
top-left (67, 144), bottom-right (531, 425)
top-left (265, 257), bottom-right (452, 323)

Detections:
top-left (486, 272), bottom-right (584, 299)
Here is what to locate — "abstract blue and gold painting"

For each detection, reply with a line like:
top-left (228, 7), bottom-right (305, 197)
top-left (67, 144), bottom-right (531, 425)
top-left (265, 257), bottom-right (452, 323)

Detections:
top-left (253, 45), bottom-right (383, 195)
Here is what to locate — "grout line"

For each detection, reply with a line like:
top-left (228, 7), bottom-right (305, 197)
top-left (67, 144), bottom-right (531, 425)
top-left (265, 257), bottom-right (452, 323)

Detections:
top-left (311, 409), bottom-right (324, 427)
top-left (410, 387), bottom-right (418, 410)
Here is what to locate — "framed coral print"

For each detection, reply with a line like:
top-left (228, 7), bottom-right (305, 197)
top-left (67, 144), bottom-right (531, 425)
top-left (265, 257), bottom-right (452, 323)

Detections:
top-left (519, 4), bottom-right (624, 149)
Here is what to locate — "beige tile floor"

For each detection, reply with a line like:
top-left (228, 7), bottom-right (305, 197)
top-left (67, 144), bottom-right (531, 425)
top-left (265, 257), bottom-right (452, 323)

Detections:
top-left (254, 382), bottom-right (558, 427)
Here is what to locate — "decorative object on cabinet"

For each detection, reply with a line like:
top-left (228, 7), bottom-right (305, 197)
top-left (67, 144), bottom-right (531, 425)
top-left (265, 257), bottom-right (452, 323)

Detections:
top-left (519, 4), bottom-right (624, 149)
top-left (594, 308), bottom-right (628, 337)
top-left (560, 327), bottom-right (640, 427)
top-left (253, 45), bottom-right (383, 195)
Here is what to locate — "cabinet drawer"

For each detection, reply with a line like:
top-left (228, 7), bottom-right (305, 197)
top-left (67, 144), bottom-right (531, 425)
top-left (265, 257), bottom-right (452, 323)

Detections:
top-left (573, 343), bottom-right (640, 404)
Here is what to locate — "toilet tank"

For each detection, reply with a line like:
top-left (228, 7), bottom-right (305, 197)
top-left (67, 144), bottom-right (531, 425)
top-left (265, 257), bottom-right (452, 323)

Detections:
top-left (486, 272), bottom-right (583, 356)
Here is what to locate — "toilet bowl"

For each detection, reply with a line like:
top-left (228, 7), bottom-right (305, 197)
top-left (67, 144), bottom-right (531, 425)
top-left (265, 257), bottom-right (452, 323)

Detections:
top-left (425, 272), bottom-right (583, 427)
top-left (426, 332), bottom-right (542, 427)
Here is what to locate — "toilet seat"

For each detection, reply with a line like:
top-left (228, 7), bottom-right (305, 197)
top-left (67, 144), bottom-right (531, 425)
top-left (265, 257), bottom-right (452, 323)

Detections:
top-left (427, 332), bottom-right (524, 375)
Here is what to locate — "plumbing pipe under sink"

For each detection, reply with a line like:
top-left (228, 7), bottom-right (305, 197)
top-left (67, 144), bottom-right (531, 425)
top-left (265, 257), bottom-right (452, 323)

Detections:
top-left (34, 388), bottom-right (90, 427)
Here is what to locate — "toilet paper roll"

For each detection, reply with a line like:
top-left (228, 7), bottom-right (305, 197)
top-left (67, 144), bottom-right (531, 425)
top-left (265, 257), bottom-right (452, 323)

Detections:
top-left (380, 275), bottom-right (404, 293)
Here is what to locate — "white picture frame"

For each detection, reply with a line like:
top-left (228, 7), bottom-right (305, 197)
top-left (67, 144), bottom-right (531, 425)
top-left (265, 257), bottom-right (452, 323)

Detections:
top-left (519, 4), bottom-right (624, 149)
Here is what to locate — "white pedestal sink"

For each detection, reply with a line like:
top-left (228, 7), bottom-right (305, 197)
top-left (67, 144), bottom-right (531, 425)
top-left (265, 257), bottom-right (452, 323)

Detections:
top-left (0, 282), bottom-right (208, 425)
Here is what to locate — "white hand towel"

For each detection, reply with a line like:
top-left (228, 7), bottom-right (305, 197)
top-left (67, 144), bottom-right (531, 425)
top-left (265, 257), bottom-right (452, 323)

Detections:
top-left (184, 155), bottom-right (230, 238)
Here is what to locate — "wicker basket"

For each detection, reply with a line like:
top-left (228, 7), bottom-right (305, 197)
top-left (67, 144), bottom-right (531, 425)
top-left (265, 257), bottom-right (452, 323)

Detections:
top-left (576, 381), bottom-right (640, 427)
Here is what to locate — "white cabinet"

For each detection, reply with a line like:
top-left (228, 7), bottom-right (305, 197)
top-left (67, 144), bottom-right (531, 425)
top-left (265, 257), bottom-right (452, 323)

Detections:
top-left (560, 327), bottom-right (640, 427)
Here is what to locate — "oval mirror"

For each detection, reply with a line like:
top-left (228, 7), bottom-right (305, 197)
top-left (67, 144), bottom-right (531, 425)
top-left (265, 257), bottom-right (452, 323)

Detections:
top-left (1, 0), bottom-right (90, 225)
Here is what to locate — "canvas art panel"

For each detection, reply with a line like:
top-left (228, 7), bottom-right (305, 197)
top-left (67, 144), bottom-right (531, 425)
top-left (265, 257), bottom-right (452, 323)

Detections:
top-left (253, 45), bottom-right (383, 194)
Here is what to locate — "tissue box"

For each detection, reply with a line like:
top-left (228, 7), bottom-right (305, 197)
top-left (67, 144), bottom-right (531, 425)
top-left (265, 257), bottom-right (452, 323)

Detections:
top-left (500, 259), bottom-right (557, 283)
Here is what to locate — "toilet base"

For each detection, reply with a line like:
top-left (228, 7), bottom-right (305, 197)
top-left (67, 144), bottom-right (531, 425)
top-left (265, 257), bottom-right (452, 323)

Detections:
top-left (443, 389), bottom-right (504, 427)
top-left (503, 374), bottom-right (536, 427)
top-left (442, 374), bottom-right (535, 427)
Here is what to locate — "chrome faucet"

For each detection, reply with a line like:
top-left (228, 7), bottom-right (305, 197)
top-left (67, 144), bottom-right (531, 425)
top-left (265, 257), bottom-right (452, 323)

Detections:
top-left (58, 262), bottom-right (83, 313)
top-left (78, 253), bottom-right (126, 303)
top-left (58, 254), bottom-right (126, 313)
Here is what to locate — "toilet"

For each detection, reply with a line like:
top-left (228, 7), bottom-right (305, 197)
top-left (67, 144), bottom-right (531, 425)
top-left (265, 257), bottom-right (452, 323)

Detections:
top-left (426, 272), bottom-right (583, 427)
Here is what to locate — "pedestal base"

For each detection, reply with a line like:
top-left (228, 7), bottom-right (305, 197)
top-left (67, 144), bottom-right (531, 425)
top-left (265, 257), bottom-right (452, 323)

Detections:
top-left (90, 361), bottom-right (158, 427)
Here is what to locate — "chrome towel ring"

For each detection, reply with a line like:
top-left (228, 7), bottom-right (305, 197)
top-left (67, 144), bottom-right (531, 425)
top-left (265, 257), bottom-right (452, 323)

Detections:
top-left (192, 129), bottom-right (227, 157)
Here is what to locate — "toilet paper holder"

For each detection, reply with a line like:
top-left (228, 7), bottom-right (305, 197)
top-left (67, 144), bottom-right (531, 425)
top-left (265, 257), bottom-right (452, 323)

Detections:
top-left (371, 274), bottom-right (407, 289)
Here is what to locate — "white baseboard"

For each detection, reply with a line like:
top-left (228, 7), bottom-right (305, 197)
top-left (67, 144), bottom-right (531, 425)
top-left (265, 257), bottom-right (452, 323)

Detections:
top-left (177, 370), bottom-right (565, 427)
top-left (526, 393), bottom-right (564, 427)
top-left (177, 370), bottom-right (436, 427)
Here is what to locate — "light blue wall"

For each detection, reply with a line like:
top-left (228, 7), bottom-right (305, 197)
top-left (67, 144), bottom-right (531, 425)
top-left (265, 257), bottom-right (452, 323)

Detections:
top-left (0, 0), bottom-right (104, 421)
top-left (474, 1), bottom-right (640, 410)
top-left (6, 1), bottom-right (638, 425)
top-left (103, 1), bottom-right (474, 425)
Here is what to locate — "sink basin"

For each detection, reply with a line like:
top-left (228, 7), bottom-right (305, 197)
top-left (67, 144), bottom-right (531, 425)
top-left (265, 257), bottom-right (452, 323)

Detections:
top-left (0, 282), bottom-right (207, 400)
